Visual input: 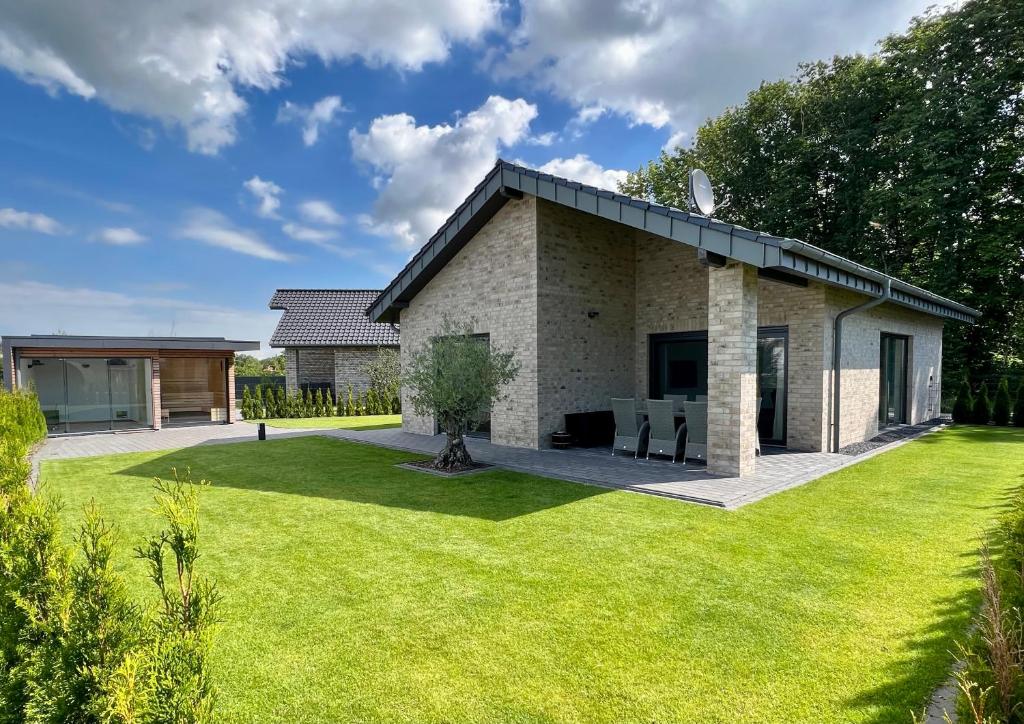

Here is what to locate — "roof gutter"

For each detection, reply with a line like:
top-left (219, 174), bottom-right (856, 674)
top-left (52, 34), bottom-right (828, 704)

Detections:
top-left (831, 278), bottom-right (891, 452)
top-left (777, 239), bottom-right (979, 319)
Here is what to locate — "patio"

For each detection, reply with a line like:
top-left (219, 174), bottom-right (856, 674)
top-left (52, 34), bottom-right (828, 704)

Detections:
top-left (35, 421), bottom-right (943, 509)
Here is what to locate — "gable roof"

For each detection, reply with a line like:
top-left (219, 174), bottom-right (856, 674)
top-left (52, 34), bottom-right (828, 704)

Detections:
top-left (368, 160), bottom-right (979, 324)
top-left (269, 289), bottom-right (399, 348)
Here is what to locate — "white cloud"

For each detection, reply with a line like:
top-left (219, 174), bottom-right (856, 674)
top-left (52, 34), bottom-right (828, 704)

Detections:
top-left (243, 176), bottom-right (283, 219)
top-left (500, 0), bottom-right (936, 140)
top-left (180, 208), bottom-right (290, 261)
top-left (0, 207), bottom-right (66, 234)
top-left (298, 200), bottom-right (345, 226)
top-left (350, 95), bottom-right (538, 248)
top-left (526, 130), bottom-right (556, 146)
top-left (0, 0), bottom-right (499, 153)
top-left (532, 154), bottom-right (628, 192)
top-left (277, 95), bottom-right (345, 146)
top-left (281, 222), bottom-right (356, 258)
top-left (0, 279), bottom-right (278, 353)
top-left (93, 226), bottom-right (146, 245)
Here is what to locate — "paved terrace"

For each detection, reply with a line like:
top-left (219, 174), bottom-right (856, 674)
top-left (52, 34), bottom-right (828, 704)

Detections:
top-left (36, 422), bottom-right (941, 509)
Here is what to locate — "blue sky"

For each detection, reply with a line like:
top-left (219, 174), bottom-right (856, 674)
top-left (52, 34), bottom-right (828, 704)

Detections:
top-left (0, 0), bottom-right (940, 355)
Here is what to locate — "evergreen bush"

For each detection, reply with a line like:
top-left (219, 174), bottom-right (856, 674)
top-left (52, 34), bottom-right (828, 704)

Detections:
top-left (276, 387), bottom-right (286, 419)
top-left (303, 389), bottom-right (314, 417)
top-left (254, 385), bottom-right (265, 419)
top-left (951, 378), bottom-right (973, 424)
top-left (240, 386), bottom-right (253, 420)
top-left (367, 388), bottom-right (379, 415)
top-left (345, 385), bottom-right (355, 417)
top-left (314, 388), bottom-right (325, 418)
top-left (1015, 381), bottom-right (1024, 428)
top-left (325, 388), bottom-right (335, 418)
top-left (0, 390), bottom-right (220, 722)
top-left (993, 378), bottom-right (1012, 426)
top-left (972, 382), bottom-right (992, 425)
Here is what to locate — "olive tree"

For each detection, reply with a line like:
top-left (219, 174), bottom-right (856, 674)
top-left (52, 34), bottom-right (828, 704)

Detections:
top-left (405, 317), bottom-right (520, 471)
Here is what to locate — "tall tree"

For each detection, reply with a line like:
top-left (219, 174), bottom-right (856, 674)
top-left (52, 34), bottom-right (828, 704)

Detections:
top-left (622, 0), bottom-right (1024, 388)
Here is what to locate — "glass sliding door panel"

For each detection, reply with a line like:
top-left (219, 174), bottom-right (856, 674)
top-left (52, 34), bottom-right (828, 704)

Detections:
top-left (19, 357), bottom-right (67, 433)
top-left (108, 358), bottom-right (152, 429)
top-left (161, 357), bottom-right (228, 424)
top-left (65, 358), bottom-right (113, 432)
top-left (879, 334), bottom-right (909, 426)
top-left (466, 334), bottom-right (491, 439)
top-left (757, 335), bottom-right (787, 445)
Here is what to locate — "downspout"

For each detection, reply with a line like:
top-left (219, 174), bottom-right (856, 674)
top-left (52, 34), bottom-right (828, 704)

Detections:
top-left (832, 278), bottom-right (891, 452)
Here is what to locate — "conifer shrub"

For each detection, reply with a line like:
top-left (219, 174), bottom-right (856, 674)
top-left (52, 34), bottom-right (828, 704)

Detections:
top-left (972, 382), bottom-right (992, 425)
top-left (325, 388), bottom-right (335, 418)
top-left (240, 386), bottom-right (253, 420)
top-left (276, 387), bottom-right (287, 419)
top-left (0, 388), bottom-right (220, 721)
top-left (314, 388), bottom-right (325, 418)
top-left (951, 378), bottom-right (973, 424)
top-left (254, 385), bottom-right (265, 419)
top-left (345, 385), bottom-right (355, 417)
top-left (993, 378), bottom-right (1012, 426)
top-left (367, 388), bottom-right (379, 416)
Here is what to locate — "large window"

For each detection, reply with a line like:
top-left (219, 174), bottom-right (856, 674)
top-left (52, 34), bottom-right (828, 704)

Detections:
top-left (18, 356), bottom-right (152, 434)
top-left (160, 357), bottom-right (228, 424)
top-left (649, 327), bottom-right (789, 446)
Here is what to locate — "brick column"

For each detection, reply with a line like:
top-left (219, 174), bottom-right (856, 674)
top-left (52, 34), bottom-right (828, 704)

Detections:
top-left (707, 262), bottom-right (759, 476)
top-left (226, 355), bottom-right (236, 423)
top-left (152, 357), bottom-right (162, 430)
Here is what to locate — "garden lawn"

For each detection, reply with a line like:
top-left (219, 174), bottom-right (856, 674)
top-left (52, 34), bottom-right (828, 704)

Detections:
top-left (42, 426), bottom-right (1023, 723)
top-left (246, 414), bottom-right (401, 430)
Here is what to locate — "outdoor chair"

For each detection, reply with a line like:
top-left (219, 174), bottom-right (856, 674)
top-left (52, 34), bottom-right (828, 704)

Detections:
top-left (611, 398), bottom-right (649, 458)
top-left (663, 394), bottom-right (688, 413)
top-left (681, 401), bottom-right (708, 463)
top-left (646, 399), bottom-right (685, 462)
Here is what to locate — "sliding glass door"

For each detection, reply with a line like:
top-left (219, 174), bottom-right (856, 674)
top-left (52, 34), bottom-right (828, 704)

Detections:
top-left (17, 356), bottom-right (152, 434)
top-left (879, 334), bottom-right (909, 427)
top-left (756, 329), bottom-right (787, 446)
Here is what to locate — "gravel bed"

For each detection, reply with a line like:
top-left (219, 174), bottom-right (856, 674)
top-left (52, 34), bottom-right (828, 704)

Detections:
top-left (838, 418), bottom-right (946, 456)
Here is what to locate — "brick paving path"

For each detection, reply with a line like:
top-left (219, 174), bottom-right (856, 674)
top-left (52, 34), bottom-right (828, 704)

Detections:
top-left (36, 420), bottom-right (944, 509)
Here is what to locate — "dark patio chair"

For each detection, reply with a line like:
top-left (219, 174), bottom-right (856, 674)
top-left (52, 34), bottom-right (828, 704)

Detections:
top-left (611, 397), bottom-right (648, 458)
top-left (646, 399), bottom-right (685, 462)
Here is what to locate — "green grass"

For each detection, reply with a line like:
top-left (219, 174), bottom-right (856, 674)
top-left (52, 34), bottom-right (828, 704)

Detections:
top-left (42, 426), bottom-right (1024, 723)
top-left (246, 414), bottom-right (401, 430)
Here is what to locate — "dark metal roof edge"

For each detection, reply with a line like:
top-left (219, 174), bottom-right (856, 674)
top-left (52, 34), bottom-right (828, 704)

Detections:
top-left (2, 335), bottom-right (260, 352)
top-left (369, 159), bottom-right (979, 323)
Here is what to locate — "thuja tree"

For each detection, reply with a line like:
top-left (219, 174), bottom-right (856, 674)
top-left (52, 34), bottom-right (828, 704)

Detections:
top-left (405, 317), bottom-right (520, 471)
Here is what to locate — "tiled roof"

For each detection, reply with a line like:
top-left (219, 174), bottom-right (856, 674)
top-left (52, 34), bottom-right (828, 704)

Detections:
top-left (268, 289), bottom-right (399, 348)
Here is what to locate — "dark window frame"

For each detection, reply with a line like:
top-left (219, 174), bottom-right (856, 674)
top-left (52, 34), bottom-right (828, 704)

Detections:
top-left (879, 332), bottom-right (910, 427)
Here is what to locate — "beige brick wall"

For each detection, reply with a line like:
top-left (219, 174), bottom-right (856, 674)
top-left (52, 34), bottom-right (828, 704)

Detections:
top-left (399, 197), bottom-right (539, 447)
top-left (827, 288), bottom-right (944, 448)
top-left (535, 200), bottom-right (636, 446)
top-left (633, 232), bottom-right (829, 451)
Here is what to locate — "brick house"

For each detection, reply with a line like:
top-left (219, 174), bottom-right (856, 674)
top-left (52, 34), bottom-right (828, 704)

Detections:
top-left (1, 335), bottom-right (258, 434)
top-left (269, 289), bottom-right (399, 397)
top-left (367, 161), bottom-right (979, 477)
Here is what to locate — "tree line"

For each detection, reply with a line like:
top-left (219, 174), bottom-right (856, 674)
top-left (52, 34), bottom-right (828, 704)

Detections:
top-left (621, 0), bottom-right (1023, 395)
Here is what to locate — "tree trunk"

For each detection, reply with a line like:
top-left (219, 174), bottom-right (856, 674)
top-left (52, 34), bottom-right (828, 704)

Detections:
top-left (434, 431), bottom-right (474, 472)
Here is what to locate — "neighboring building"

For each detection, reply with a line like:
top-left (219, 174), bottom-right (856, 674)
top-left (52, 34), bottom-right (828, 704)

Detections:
top-left (268, 289), bottom-right (400, 396)
top-left (1, 335), bottom-right (259, 435)
top-left (368, 160), bottom-right (979, 477)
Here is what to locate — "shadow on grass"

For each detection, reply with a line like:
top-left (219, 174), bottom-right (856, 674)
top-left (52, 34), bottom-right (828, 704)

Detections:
top-left (843, 584), bottom-right (980, 723)
top-left (115, 436), bottom-right (608, 522)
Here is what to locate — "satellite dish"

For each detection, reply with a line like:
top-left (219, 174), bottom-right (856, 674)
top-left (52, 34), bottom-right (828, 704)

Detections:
top-left (689, 169), bottom-right (716, 216)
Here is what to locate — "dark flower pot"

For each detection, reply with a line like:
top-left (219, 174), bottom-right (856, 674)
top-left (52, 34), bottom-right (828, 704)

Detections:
top-left (551, 431), bottom-right (572, 449)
